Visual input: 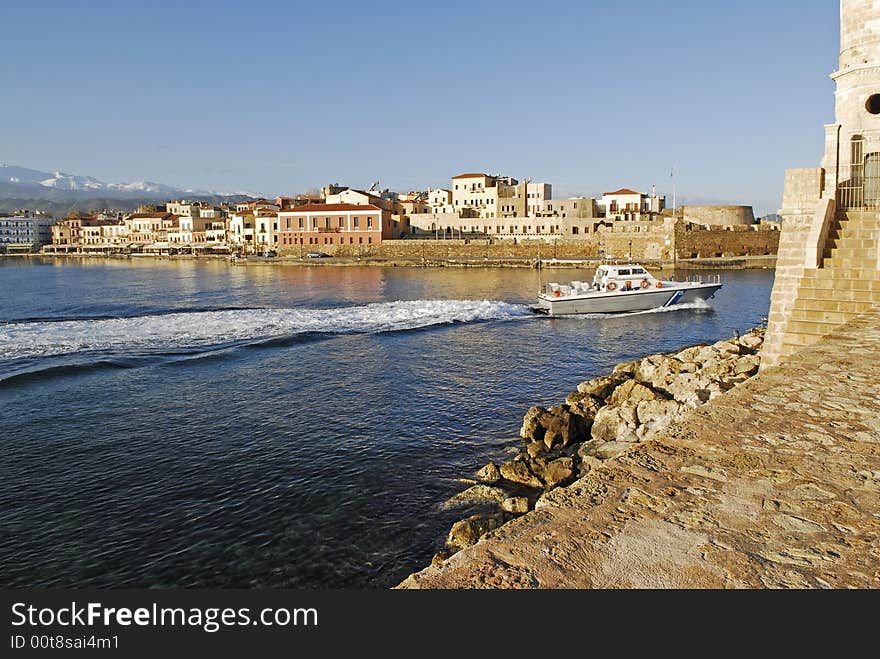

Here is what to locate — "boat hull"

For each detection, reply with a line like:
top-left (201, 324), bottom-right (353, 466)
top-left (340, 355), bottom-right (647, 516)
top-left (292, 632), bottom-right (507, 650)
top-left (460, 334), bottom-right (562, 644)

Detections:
top-left (533, 283), bottom-right (722, 315)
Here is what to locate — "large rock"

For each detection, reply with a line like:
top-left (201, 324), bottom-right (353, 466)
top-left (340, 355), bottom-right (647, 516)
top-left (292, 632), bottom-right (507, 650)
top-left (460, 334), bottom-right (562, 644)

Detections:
top-left (612, 360), bottom-right (639, 377)
top-left (576, 375), bottom-right (618, 399)
top-left (738, 333), bottom-right (763, 351)
top-left (501, 497), bottom-right (530, 514)
top-left (525, 441), bottom-right (546, 458)
top-left (520, 406), bottom-right (547, 441)
top-left (663, 372), bottom-right (716, 408)
top-left (542, 457), bottom-right (575, 489)
top-left (733, 354), bottom-right (760, 376)
top-left (541, 406), bottom-right (581, 450)
top-left (500, 460), bottom-right (544, 489)
top-left (565, 391), bottom-right (604, 420)
top-left (591, 403), bottom-right (639, 443)
top-left (608, 379), bottom-right (662, 406)
top-left (635, 399), bottom-right (683, 440)
top-left (476, 462), bottom-right (500, 483)
top-left (446, 513), bottom-right (506, 550)
top-left (440, 484), bottom-right (507, 510)
top-left (713, 340), bottom-right (741, 356)
top-left (595, 441), bottom-right (633, 460)
top-left (577, 438), bottom-right (607, 458)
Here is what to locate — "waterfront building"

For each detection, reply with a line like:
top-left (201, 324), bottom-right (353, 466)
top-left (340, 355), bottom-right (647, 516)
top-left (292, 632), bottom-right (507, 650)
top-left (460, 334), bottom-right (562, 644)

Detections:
top-left (124, 212), bottom-right (172, 246)
top-left (526, 182), bottom-right (552, 217)
top-left (600, 187), bottom-right (666, 221)
top-left (277, 203), bottom-right (392, 250)
top-left (428, 188), bottom-right (453, 214)
top-left (0, 213), bottom-right (54, 252)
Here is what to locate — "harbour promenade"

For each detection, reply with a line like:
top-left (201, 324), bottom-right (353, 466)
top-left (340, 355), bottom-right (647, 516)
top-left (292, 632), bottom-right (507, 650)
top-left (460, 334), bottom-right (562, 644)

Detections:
top-left (399, 309), bottom-right (880, 588)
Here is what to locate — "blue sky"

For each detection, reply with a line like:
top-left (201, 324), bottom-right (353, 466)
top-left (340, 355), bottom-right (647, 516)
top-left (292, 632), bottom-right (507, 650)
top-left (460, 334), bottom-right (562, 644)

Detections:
top-left (2, 0), bottom-right (839, 215)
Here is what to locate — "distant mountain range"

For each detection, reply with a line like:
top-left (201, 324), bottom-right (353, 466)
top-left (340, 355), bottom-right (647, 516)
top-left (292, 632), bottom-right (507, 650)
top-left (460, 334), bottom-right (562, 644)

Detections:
top-left (0, 163), bottom-right (262, 216)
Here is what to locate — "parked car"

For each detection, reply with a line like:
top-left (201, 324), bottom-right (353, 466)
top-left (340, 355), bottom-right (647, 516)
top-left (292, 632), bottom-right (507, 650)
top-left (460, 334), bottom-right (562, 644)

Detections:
top-left (306, 252), bottom-right (330, 258)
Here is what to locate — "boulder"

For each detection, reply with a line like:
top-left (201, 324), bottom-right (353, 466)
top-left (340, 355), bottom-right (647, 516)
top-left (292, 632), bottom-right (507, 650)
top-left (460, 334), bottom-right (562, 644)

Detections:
top-left (476, 461), bottom-right (501, 483)
top-left (525, 441), bottom-right (546, 458)
top-left (608, 379), bottom-right (662, 406)
top-left (577, 438), bottom-right (607, 458)
top-left (578, 454), bottom-right (603, 475)
top-left (712, 340), bottom-right (741, 355)
top-left (595, 441), bottom-right (633, 460)
top-left (635, 399), bottom-right (683, 440)
top-left (499, 460), bottom-right (544, 489)
top-left (637, 355), bottom-right (690, 390)
top-left (565, 391), bottom-right (604, 421)
top-left (674, 345), bottom-right (707, 363)
top-left (576, 375), bottom-right (618, 400)
top-left (663, 372), bottom-right (715, 407)
top-left (591, 404), bottom-right (639, 443)
top-left (446, 513), bottom-right (506, 550)
top-left (541, 407), bottom-right (580, 449)
top-left (501, 497), bottom-right (530, 514)
top-left (738, 333), bottom-right (763, 351)
top-left (733, 354), bottom-right (760, 376)
top-left (520, 406), bottom-right (548, 441)
top-left (612, 360), bottom-right (639, 377)
top-left (699, 359), bottom-right (739, 383)
top-left (441, 484), bottom-right (507, 510)
top-left (542, 457), bottom-right (575, 489)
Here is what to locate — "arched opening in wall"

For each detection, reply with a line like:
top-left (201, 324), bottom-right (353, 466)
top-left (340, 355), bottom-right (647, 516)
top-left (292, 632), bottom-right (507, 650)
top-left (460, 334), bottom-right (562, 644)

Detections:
top-left (866, 94), bottom-right (880, 115)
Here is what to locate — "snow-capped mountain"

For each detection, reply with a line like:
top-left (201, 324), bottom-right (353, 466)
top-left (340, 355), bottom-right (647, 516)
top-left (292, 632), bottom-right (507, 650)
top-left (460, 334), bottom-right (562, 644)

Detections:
top-left (0, 164), bottom-right (256, 199)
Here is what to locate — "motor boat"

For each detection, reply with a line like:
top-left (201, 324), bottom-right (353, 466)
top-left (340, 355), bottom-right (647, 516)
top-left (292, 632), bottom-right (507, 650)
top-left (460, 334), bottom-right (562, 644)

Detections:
top-left (532, 263), bottom-right (721, 315)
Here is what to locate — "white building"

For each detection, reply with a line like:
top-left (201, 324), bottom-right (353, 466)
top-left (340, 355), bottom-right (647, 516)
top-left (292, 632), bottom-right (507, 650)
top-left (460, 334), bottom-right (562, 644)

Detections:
top-left (0, 214), bottom-right (55, 252)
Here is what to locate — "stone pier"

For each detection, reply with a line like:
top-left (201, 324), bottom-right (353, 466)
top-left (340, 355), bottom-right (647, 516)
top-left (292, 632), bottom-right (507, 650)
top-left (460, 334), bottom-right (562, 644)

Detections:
top-left (399, 311), bottom-right (880, 589)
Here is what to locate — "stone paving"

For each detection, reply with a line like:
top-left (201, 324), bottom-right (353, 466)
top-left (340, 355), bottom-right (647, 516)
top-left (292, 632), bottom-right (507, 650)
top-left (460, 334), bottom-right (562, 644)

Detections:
top-left (399, 309), bottom-right (880, 589)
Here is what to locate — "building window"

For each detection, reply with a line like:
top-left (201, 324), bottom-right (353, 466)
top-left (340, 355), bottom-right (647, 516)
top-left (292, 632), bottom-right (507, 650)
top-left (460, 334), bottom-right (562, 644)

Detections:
top-left (367, 217), bottom-right (373, 228)
top-left (353, 218), bottom-right (359, 228)
top-left (298, 218), bottom-right (304, 228)
top-left (339, 218), bottom-right (344, 227)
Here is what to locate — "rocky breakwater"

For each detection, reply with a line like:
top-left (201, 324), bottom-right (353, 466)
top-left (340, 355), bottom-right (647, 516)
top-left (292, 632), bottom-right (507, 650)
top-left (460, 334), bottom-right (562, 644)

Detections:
top-left (435, 327), bottom-right (765, 563)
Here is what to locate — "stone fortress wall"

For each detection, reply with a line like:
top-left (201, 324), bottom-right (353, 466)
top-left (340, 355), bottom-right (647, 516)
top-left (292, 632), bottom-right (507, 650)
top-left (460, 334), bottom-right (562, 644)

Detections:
top-left (277, 219), bottom-right (779, 262)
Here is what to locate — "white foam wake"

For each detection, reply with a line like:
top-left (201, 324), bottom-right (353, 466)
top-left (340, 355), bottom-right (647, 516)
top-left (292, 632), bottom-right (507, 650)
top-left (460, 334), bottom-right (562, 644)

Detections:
top-left (0, 300), bottom-right (531, 361)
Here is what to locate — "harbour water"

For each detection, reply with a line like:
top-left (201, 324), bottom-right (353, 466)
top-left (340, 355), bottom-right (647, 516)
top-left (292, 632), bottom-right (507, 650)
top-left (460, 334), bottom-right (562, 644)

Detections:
top-left (0, 258), bottom-right (774, 588)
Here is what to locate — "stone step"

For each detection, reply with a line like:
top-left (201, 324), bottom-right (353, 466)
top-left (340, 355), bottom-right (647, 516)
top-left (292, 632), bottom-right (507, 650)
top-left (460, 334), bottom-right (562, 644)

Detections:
top-left (821, 257), bottom-right (880, 271)
top-left (796, 288), bottom-right (880, 303)
top-left (799, 276), bottom-right (880, 291)
top-left (837, 214), bottom-right (880, 227)
top-left (807, 266), bottom-right (880, 280)
top-left (822, 245), bottom-right (878, 260)
top-left (826, 228), bottom-right (880, 241)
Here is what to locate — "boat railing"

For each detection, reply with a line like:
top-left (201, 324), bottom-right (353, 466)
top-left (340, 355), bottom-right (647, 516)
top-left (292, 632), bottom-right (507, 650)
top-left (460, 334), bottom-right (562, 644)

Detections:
top-left (685, 273), bottom-right (721, 284)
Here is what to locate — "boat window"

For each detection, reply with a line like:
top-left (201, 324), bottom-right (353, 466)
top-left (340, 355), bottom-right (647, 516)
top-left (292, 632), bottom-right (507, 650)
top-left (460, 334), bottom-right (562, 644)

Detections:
top-left (619, 269), bottom-right (631, 276)
top-left (633, 268), bottom-right (646, 274)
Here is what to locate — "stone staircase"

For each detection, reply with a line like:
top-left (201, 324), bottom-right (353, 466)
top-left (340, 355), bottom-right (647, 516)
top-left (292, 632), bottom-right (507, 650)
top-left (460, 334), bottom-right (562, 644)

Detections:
top-left (781, 210), bottom-right (880, 353)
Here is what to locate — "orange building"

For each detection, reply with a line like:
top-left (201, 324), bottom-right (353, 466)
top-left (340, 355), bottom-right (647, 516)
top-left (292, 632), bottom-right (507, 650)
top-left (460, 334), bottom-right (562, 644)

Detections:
top-left (277, 203), bottom-right (392, 248)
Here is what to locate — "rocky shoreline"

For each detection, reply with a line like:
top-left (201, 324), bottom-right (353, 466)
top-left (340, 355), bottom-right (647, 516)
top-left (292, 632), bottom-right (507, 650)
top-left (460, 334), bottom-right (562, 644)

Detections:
top-left (433, 327), bottom-right (766, 564)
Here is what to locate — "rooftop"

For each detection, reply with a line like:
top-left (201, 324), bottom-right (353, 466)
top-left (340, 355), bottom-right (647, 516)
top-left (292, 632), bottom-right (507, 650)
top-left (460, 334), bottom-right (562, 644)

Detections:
top-left (281, 203), bottom-right (382, 213)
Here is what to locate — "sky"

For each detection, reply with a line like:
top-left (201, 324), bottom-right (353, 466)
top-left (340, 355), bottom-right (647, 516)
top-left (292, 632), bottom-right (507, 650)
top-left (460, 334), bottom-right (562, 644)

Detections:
top-left (1, 0), bottom-right (840, 216)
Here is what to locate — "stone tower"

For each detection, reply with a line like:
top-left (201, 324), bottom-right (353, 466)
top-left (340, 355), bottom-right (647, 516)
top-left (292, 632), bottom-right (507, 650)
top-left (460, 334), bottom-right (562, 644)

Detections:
top-left (761, 0), bottom-right (880, 370)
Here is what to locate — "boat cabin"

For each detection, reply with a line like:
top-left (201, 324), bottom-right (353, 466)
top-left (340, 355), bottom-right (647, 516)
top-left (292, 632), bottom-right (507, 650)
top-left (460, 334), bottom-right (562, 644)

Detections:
top-left (543, 263), bottom-right (661, 298)
top-left (592, 264), bottom-right (656, 292)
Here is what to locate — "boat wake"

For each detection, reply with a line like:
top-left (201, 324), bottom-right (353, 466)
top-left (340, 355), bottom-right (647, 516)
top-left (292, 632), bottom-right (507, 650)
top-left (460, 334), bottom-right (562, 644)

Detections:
top-left (0, 300), bottom-right (531, 384)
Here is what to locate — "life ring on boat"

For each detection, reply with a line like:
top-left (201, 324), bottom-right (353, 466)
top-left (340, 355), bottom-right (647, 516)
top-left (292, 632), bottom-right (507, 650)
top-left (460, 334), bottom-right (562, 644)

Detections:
top-left (655, 281), bottom-right (664, 288)
top-left (553, 290), bottom-right (562, 298)
top-left (606, 282), bottom-right (617, 292)
top-left (640, 279), bottom-right (650, 289)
